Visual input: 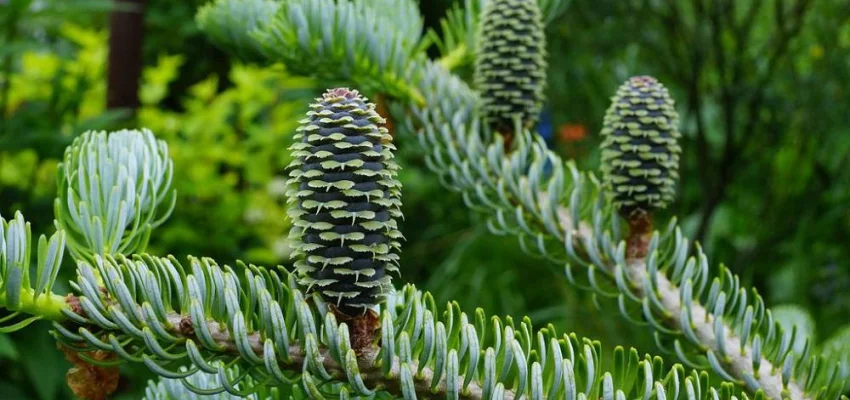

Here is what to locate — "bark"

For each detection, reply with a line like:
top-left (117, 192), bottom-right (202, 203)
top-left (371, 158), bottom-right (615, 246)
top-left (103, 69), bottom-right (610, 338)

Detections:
top-left (107, 0), bottom-right (147, 111)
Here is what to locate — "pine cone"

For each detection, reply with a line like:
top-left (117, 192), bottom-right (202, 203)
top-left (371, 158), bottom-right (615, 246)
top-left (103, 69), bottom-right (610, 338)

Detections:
top-left (600, 76), bottom-right (681, 216)
top-left (474, 0), bottom-right (547, 134)
top-left (286, 88), bottom-right (403, 316)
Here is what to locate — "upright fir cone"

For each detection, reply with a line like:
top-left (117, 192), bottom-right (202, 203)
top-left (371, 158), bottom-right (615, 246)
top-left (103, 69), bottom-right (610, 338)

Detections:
top-left (600, 76), bottom-right (681, 260)
top-left (286, 88), bottom-right (403, 317)
top-left (600, 76), bottom-right (681, 218)
top-left (474, 0), bottom-right (548, 135)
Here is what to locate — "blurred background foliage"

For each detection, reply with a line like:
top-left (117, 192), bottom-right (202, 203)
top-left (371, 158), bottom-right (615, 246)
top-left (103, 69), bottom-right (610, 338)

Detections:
top-left (0, 0), bottom-right (848, 398)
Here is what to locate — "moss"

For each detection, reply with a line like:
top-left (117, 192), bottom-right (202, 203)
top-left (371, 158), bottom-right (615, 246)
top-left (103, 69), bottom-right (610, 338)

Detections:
top-left (600, 76), bottom-right (681, 216)
top-left (286, 88), bottom-right (403, 316)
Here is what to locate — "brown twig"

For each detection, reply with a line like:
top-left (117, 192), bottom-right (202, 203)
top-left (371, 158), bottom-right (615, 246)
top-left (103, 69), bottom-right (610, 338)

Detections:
top-left (625, 210), bottom-right (653, 261)
top-left (329, 306), bottom-right (381, 356)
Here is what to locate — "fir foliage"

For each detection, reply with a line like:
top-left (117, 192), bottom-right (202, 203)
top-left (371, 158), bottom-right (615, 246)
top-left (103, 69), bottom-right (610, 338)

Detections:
top-left (54, 129), bottom-right (176, 263)
top-left (0, 1), bottom-right (846, 399)
top-left (195, 0), bottom-right (847, 397)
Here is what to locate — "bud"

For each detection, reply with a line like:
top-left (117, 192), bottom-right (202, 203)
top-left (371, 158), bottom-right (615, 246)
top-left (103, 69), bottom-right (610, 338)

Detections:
top-left (55, 129), bottom-right (175, 261)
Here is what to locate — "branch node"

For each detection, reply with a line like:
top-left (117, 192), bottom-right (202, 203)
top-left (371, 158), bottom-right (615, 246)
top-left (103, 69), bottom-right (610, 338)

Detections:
top-left (332, 306), bottom-right (381, 357)
top-left (627, 210), bottom-right (654, 261)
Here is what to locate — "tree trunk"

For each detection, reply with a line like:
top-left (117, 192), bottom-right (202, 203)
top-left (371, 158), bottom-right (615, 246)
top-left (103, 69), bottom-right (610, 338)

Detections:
top-left (107, 0), bottom-right (147, 111)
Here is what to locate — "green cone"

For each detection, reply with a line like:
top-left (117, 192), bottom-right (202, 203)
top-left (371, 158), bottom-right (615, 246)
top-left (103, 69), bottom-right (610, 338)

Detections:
top-left (600, 76), bottom-right (681, 216)
top-left (474, 0), bottom-right (547, 133)
top-left (286, 88), bottom-right (403, 315)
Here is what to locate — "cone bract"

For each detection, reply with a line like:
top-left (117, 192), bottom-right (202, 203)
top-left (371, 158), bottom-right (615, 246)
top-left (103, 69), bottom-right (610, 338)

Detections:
top-left (286, 88), bottom-right (402, 315)
top-left (600, 76), bottom-right (681, 215)
top-left (474, 0), bottom-right (547, 133)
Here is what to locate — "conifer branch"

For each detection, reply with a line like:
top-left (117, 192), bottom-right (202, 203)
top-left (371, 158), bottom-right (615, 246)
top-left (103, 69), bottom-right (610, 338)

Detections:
top-left (49, 252), bottom-right (749, 400)
top-left (198, 0), bottom-right (847, 396)
top-left (401, 60), bottom-right (841, 399)
top-left (0, 1), bottom-right (843, 399)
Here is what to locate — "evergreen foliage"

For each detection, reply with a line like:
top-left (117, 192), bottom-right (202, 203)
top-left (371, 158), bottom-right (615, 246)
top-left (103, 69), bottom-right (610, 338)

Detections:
top-left (0, 1), bottom-right (846, 400)
top-left (54, 129), bottom-right (176, 263)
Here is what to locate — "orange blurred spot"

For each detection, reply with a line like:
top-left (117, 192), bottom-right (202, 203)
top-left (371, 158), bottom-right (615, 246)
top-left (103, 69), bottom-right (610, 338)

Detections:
top-left (559, 124), bottom-right (587, 142)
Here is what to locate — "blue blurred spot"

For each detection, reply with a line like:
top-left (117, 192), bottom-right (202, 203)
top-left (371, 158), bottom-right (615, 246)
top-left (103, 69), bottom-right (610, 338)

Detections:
top-left (534, 107), bottom-right (554, 178)
top-left (536, 107), bottom-right (554, 145)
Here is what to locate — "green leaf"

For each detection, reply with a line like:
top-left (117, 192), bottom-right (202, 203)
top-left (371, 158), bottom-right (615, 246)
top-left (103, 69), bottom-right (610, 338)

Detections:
top-left (21, 324), bottom-right (70, 400)
top-left (771, 304), bottom-right (816, 355)
top-left (0, 333), bottom-right (19, 360)
top-left (819, 324), bottom-right (850, 390)
top-left (0, 381), bottom-right (30, 400)
top-left (821, 324), bottom-right (850, 355)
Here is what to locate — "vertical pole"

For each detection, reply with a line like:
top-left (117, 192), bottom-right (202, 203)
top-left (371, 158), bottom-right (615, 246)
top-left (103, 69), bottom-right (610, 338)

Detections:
top-left (106, 0), bottom-right (147, 112)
